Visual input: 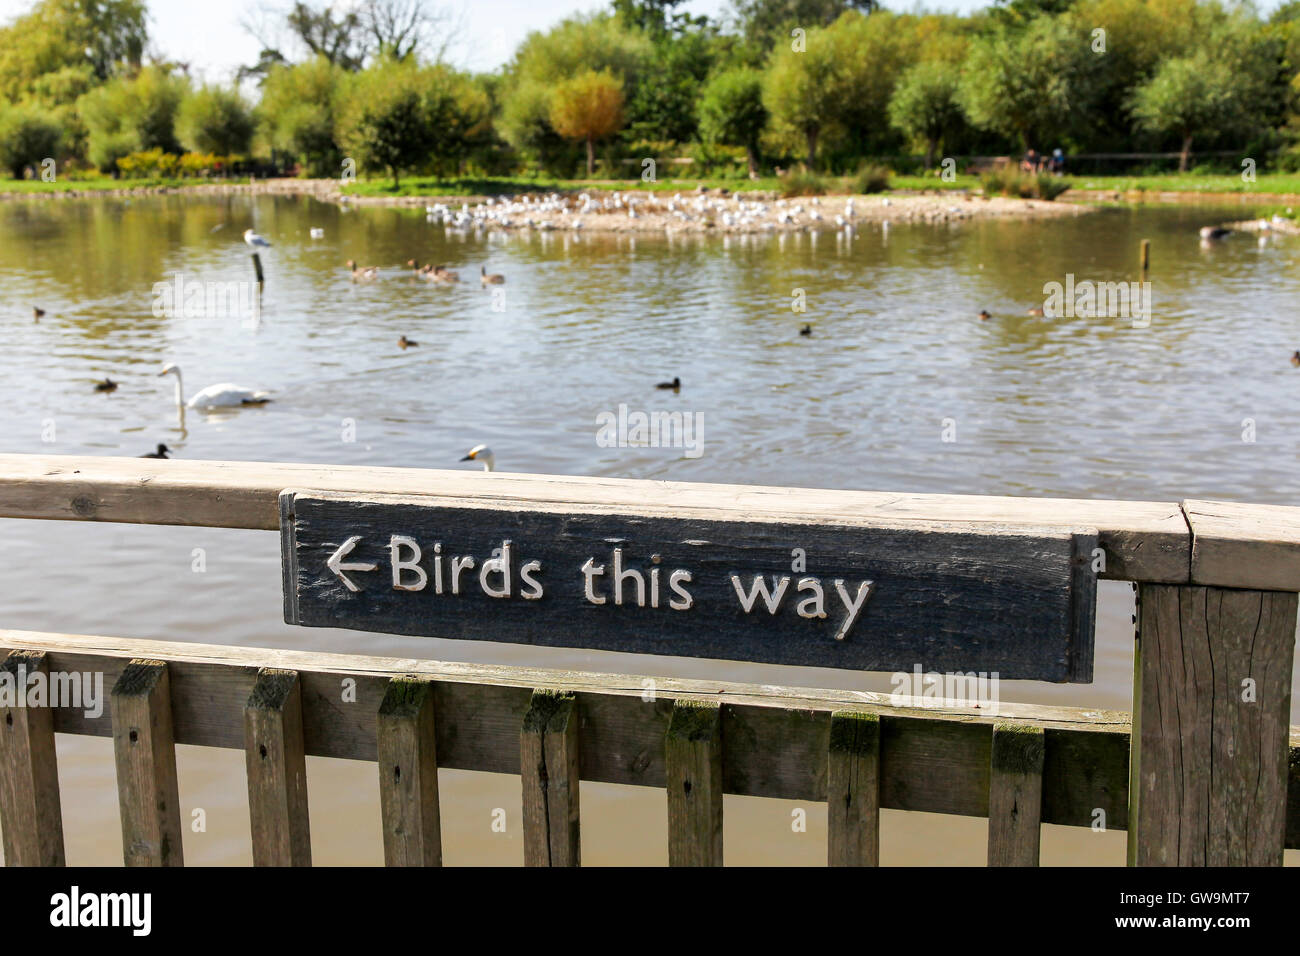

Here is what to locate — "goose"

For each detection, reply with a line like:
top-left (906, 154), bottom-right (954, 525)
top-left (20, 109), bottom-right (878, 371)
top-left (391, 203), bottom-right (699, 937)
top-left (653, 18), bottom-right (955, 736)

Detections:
top-left (1291, 350), bottom-right (1300, 367)
top-left (347, 260), bottom-right (379, 281)
top-left (33, 306), bottom-right (44, 322)
top-left (1199, 226), bottom-right (1230, 240)
top-left (432, 265), bottom-right (459, 283)
top-left (656, 376), bottom-right (681, 390)
top-left (158, 364), bottom-right (272, 409)
top-left (405, 259), bottom-right (432, 279)
top-left (800, 324), bottom-right (812, 336)
top-left (459, 444), bottom-right (495, 472)
top-left (140, 443), bottom-right (170, 459)
top-left (480, 265), bottom-right (505, 285)
top-left (399, 335), bottom-right (419, 349)
top-left (978, 310), bottom-right (992, 321)
top-left (94, 378), bottom-right (118, 393)
top-left (243, 229), bottom-right (271, 248)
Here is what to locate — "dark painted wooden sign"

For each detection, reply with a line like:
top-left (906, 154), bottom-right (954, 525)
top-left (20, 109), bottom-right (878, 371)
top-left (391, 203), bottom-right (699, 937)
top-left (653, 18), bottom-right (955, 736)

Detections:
top-left (280, 490), bottom-right (1098, 682)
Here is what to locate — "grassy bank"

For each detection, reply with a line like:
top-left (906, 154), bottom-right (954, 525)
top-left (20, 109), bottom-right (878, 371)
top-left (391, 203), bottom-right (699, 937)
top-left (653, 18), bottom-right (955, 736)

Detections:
top-left (0, 176), bottom-right (252, 194)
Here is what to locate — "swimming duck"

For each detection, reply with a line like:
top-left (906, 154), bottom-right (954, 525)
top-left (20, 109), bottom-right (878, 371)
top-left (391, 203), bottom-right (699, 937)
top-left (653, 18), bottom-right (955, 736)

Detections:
top-left (94, 378), bottom-right (118, 393)
top-left (33, 307), bottom-right (44, 322)
top-left (978, 310), bottom-right (992, 321)
top-left (140, 443), bottom-right (170, 459)
top-left (480, 265), bottom-right (505, 285)
top-left (399, 335), bottom-right (419, 349)
top-left (1291, 350), bottom-right (1300, 367)
top-left (432, 265), bottom-right (459, 283)
top-left (347, 260), bottom-right (379, 281)
top-left (656, 376), bottom-right (681, 390)
top-left (459, 444), bottom-right (495, 472)
top-left (1199, 226), bottom-right (1230, 240)
top-left (800, 324), bottom-right (812, 336)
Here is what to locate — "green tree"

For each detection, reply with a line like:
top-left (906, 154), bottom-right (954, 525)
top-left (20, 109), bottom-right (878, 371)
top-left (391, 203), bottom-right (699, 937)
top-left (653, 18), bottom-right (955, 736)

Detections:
top-left (549, 69), bottom-right (626, 175)
top-left (888, 61), bottom-right (962, 169)
top-left (730, 0), bottom-right (876, 60)
top-left (0, 103), bottom-right (62, 179)
top-left (0, 0), bottom-right (146, 103)
top-left (698, 67), bottom-right (767, 176)
top-left (178, 85), bottom-right (255, 156)
top-left (259, 57), bottom-right (345, 175)
top-left (762, 23), bottom-right (842, 168)
top-left (958, 16), bottom-right (1101, 150)
top-left (1129, 54), bottom-right (1248, 170)
top-left (78, 66), bottom-right (187, 172)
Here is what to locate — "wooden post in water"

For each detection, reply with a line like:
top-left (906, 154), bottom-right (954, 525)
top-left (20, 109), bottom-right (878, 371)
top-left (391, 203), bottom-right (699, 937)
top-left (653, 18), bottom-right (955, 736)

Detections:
top-left (1128, 584), bottom-right (1297, 865)
top-left (251, 252), bottom-right (265, 291)
top-left (1139, 239), bottom-right (1150, 277)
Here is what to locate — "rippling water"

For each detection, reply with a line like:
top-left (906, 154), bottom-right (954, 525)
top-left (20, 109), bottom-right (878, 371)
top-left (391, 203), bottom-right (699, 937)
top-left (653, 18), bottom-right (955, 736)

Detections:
top-left (1, 194), bottom-right (1296, 865)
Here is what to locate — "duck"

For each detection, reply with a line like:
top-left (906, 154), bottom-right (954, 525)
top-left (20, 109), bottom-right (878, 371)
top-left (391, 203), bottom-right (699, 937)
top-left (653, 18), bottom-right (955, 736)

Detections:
top-left (459, 444), bottom-right (495, 472)
top-left (405, 258), bottom-right (429, 278)
top-left (399, 335), bottom-right (418, 349)
top-left (656, 376), bottom-right (682, 390)
top-left (158, 363), bottom-right (272, 409)
top-left (347, 260), bottom-right (379, 281)
top-left (978, 310), bottom-right (992, 321)
top-left (33, 306), bottom-right (44, 322)
top-left (309, 228), bottom-right (325, 239)
top-left (243, 229), bottom-right (272, 249)
top-left (94, 378), bottom-right (118, 393)
top-left (432, 265), bottom-right (459, 283)
top-left (480, 265), bottom-right (505, 285)
top-left (1291, 350), bottom-right (1300, 367)
top-left (800, 324), bottom-right (812, 336)
top-left (1199, 226), bottom-right (1230, 240)
top-left (140, 443), bottom-right (170, 459)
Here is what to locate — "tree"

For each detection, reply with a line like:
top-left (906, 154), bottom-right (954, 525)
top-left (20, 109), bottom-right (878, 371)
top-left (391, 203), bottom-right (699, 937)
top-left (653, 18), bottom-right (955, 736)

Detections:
top-left (287, 1), bottom-right (365, 70)
top-left (698, 67), bottom-right (767, 176)
top-left (0, 103), bottom-right (62, 179)
top-left (549, 69), bottom-right (626, 175)
top-left (1128, 55), bottom-right (1245, 170)
top-left (958, 17), bottom-right (1101, 150)
top-left (888, 61), bottom-right (962, 169)
top-left (0, 0), bottom-right (146, 103)
top-left (78, 66), bottom-right (187, 171)
top-left (729, 0), bottom-right (876, 59)
top-left (259, 56), bottom-right (346, 175)
top-left (178, 86), bottom-right (255, 156)
top-left (364, 0), bottom-right (460, 62)
top-left (762, 23), bottom-right (842, 168)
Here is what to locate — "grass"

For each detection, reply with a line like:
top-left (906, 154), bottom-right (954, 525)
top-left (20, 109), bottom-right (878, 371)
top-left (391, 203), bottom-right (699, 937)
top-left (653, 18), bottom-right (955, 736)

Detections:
top-left (0, 175), bottom-right (252, 193)
top-left (1068, 172), bottom-right (1300, 195)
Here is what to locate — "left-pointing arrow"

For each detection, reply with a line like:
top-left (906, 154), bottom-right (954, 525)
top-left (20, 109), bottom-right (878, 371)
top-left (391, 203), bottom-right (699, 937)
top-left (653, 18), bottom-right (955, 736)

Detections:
top-left (327, 535), bottom-right (378, 592)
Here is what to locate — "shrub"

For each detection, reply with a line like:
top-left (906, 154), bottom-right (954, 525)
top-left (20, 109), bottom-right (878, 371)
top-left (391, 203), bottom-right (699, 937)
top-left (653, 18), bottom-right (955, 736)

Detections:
top-left (980, 169), bottom-right (1070, 201)
top-left (779, 168), bottom-right (828, 196)
top-left (853, 163), bottom-right (891, 194)
top-left (0, 103), bottom-right (62, 179)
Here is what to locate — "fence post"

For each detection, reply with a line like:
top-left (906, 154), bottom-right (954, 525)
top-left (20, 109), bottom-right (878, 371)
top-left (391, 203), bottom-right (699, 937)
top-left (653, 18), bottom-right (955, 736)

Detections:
top-left (1128, 584), bottom-right (1297, 865)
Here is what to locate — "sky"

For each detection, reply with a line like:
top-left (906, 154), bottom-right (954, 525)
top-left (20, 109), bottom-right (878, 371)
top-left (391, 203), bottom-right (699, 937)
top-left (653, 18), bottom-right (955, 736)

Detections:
top-left (0, 0), bottom-right (1291, 82)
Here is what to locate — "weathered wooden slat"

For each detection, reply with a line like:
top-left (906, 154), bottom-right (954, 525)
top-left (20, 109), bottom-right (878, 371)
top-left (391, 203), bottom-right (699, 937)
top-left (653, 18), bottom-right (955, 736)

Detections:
top-left (244, 668), bottom-right (311, 866)
top-left (1129, 585), bottom-right (1297, 865)
top-left (0, 628), bottom-right (1169, 837)
top-left (520, 690), bottom-right (580, 867)
top-left (0, 650), bottom-right (64, 866)
top-left (666, 700), bottom-right (722, 866)
top-left (987, 724), bottom-right (1044, 866)
top-left (377, 676), bottom-right (441, 867)
top-left (1183, 499), bottom-right (1300, 591)
top-left (282, 490), bottom-right (1099, 682)
top-left (0, 454), bottom-right (1190, 582)
top-left (110, 659), bottom-right (183, 866)
top-left (827, 711), bottom-right (879, 866)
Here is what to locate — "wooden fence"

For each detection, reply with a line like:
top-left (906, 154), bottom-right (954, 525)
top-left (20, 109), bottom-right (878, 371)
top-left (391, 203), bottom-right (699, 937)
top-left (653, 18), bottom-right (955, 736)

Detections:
top-left (0, 454), bottom-right (1296, 866)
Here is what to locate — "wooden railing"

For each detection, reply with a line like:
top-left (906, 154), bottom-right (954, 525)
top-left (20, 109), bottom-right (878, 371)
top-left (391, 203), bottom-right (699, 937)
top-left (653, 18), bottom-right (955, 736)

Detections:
top-left (0, 454), bottom-right (1296, 866)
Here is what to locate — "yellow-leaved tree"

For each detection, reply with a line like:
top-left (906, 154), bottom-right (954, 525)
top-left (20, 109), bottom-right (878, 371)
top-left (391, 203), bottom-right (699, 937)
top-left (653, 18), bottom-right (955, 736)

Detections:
top-left (548, 69), bottom-right (625, 177)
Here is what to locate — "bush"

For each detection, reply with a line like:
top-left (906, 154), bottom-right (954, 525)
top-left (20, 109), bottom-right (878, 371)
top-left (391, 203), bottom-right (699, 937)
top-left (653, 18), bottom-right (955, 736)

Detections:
top-left (0, 103), bottom-right (62, 179)
top-left (779, 168), bottom-right (828, 196)
top-left (980, 168), bottom-right (1070, 201)
top-left (853, 163), bottom-right (891, 194)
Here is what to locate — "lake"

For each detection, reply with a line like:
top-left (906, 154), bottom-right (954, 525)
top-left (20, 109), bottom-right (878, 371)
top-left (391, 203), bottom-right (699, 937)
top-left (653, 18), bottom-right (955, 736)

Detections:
top-left (1, 192), bottom-right (1297, 864)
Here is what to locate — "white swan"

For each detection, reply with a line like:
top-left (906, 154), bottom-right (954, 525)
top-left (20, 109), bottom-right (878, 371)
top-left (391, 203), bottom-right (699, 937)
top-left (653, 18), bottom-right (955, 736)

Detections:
top-left (159, 364), bottom-right (272, 408)
top-left (459, 444), bottom-right (495, 471)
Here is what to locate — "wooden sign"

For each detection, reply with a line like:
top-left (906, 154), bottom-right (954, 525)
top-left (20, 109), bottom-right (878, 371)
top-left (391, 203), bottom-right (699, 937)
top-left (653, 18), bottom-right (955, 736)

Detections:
top-left (280, 490), bottom-right (1098, 682)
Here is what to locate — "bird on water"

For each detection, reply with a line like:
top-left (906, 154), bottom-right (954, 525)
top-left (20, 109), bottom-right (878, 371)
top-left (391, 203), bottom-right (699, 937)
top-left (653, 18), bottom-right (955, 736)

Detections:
top-left (94, 378), bottom-right (118, 392)
top-left (800, 324), bottom-right (812, 336)
top-left (480, 265), bottom-right (505, 285)
top-left (1199, 226), bottom-right (1230, 240)
top-left (1291, 350), bottom-right (1300, 367)
top-left (347, 260), bottom-right (379, 281)
top-left (399, 335), bottom-right (418, 349)
top-left (33, 306), bottom-right (44, 322)
top-left (656, 376), bottom-right (681, 390)
top-left (460, 445), bottom-right (495, 472)
top-left (140, 444), bottom-right (170, 459)
top-left (978, 310), bottom-right (992, 321)
top-left (158, 364), bottom-right (272, 408)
